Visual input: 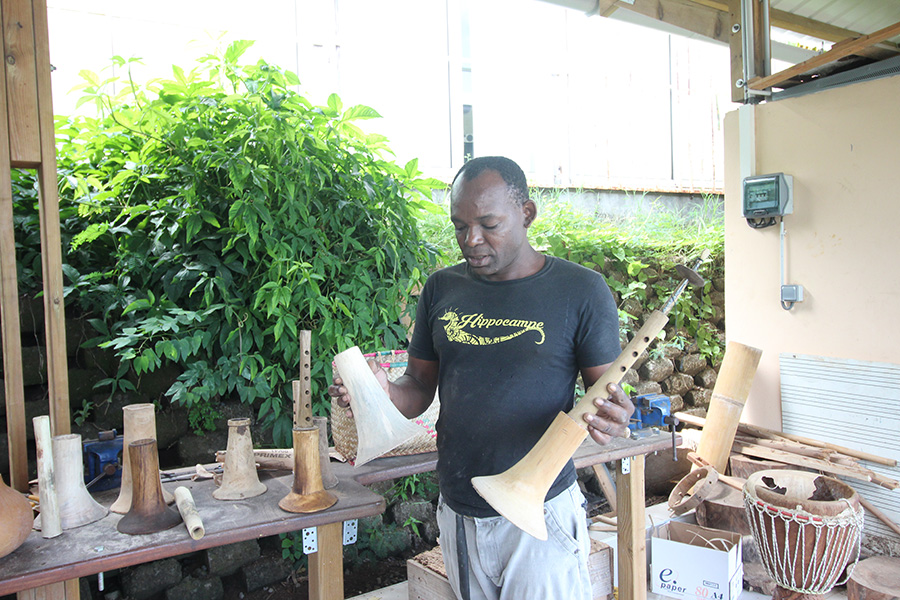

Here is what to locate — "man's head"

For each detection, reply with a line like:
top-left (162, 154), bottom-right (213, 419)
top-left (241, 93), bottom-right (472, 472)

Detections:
top-left (449, 156), bottom-right (542, 281)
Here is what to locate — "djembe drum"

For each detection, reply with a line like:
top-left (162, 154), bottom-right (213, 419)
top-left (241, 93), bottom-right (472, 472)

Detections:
top-left (743, 469), bottom-right (864, 600)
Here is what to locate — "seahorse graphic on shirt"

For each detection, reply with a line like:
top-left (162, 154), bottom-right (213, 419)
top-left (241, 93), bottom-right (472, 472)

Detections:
top-left (439, 310), bottom-right (545, 346)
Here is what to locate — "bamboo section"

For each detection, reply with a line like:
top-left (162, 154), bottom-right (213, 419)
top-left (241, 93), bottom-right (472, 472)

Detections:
top-left (32, 416), bottom-right (61, 538)
top-left (695, 341), bottom-right (763, 472)
top-left (174, 487), bottom-right (204, 540)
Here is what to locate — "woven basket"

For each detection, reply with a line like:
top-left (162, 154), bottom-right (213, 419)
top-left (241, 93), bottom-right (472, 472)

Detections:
top-left (331, 350), bottom-right (439, 464)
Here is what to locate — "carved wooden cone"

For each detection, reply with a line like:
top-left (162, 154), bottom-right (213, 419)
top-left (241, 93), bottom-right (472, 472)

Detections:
top-left (117, 438), bottom-right (181, 535)
top-left (333, 346), bottom-right (425, 466)
top-left (174, 486), bottom-right (204, 540)
top-left (314, 416), bottom-right (339, 489)
top-left (51, 433), bottom-right (108, 530)
top-left (111, 403), bottom-right (174, 513)
top-left (213, 418), bottom-right (267, 500)
top-left (472, 311), bottom-right (670, 540)
top-left (32, 415), bottom-right (61, 538)
top-left (279, 426), bottom-right (338, 513)
top-left (0, 472), bottom-right (32, 559)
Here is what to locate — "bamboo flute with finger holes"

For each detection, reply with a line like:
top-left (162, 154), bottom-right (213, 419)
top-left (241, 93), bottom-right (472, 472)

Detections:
top-left (471, 250), bottom-right (710, 540)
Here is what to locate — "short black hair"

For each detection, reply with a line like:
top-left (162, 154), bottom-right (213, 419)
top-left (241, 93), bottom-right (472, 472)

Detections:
top-left (451, 156), bottom-right (529, 206)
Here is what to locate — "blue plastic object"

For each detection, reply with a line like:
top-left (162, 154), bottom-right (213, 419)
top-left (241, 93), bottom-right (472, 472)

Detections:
top-left (83, 430), bottom-right (123, 491)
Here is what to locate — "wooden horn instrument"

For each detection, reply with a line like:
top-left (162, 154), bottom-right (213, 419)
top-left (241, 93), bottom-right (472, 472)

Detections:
top-left (278, 426), bottom-right (338, 513)
top-left (117, 438), bottom-right (182, 535)
top-left (46, 434), bottom-right (108, 530)
top-left (471, 251), bottom-right (710, 540)
top-left (111, 403), bottom-right (174, 513)
top-left (213, 418), bottom-right (267, 500)
top-left (333, 346), bottom-right (427, 467)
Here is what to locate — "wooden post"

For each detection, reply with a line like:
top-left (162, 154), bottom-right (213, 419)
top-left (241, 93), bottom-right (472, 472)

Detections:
top-left (2, 0), bottom-right (74, 597)
top-left (309, 522), bottom-right (344, 600)
top-left (617, 455), bottom-right (646, 600)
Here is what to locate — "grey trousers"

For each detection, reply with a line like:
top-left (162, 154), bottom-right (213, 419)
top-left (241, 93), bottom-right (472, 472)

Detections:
top-left (436, 482), bottom-right (592, 600)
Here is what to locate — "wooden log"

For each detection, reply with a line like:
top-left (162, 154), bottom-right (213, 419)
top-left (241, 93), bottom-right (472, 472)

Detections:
top-left (695, 341), bottom-right (763, 472)
top-left (846, 556), bottom-right (900, 600)
top-left (857, 494), bottom-right (900, 538)
top-left (734, 441), bottom-right (899, 489)
top-left (676, 411), bottom-right (898, 467)
top-left (729, 453), bottom-right (797, 479)
top-left (695, 481), bottom-right (751, 536)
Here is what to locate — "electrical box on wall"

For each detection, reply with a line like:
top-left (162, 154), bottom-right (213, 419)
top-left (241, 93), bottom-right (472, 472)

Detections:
top-left (742, 173), bottom-right (793, 218)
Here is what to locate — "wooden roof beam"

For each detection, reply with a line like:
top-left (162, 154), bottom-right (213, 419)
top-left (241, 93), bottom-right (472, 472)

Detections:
top-left (748, 19), bottom-right (900, 90)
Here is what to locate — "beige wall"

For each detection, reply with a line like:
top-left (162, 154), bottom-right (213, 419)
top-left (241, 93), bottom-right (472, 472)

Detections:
top-left (724, 74), bottom-right (900, 430)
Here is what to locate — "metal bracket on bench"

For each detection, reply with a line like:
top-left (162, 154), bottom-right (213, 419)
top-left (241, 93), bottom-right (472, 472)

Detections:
top-left (621, 456), bottom-right (631, 475)
top-left (302, 527), bottom-right (318, 554)
top-left (343, 519), bottom-right (358, 545)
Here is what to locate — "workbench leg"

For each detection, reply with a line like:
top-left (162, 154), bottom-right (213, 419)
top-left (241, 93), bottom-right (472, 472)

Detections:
top-left (16, 579), bottom-right (78, 600)
top-left (309, 522), bottom-right (344, 600)
top-left (616, 455), bottom-right (646, 600)
top-left (592, 463), bottom-right (617, 513)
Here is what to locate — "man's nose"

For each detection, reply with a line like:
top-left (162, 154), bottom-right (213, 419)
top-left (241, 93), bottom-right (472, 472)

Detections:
top-left (465, 227), bottom-right (483, 247)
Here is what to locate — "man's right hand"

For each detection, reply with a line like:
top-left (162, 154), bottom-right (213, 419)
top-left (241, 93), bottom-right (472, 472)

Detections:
top-left (327, 359), bottom-right (390, 419)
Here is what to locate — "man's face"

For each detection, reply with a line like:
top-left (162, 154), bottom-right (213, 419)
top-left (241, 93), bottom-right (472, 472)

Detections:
top-left (450, 169), bottom-right (536, 281)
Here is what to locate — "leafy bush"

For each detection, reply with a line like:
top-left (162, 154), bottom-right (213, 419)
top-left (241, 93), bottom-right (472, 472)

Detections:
top-left (24, 42), bottom-right (441, 443)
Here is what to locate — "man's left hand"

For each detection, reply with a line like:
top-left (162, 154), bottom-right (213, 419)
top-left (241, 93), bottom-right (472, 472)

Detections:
top-left (583, 383), bottom-right (634, 444)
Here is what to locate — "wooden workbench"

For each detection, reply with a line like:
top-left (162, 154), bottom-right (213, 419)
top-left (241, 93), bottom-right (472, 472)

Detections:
top-left (0, 430), bottom-right (674, 600)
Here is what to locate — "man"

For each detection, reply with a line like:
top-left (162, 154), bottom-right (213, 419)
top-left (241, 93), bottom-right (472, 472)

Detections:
top-left (331, 156), bottom-right (633, 600)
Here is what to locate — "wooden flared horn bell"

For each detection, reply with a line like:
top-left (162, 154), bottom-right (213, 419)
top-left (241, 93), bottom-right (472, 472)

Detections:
top-left (334, 346), bottom-right (426, 466)
top-left (111, 403), bottom-right (174, 514)
top-left (472, 253), bottom-right (713, 540)
top-left (213, 418), bottom-right (267, 500)
top-left (279, 426), bottom-right (338, 513)
top-left (39, 433), bottom-right (108, 530)
top-left (313, 416), bottom-right (339, 489)
top-left (118, 438), bottom-right (181, 534)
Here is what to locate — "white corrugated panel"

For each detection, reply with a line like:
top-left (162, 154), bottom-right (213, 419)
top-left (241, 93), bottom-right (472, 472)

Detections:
top-left (780, 353), bottom-right (900, 542)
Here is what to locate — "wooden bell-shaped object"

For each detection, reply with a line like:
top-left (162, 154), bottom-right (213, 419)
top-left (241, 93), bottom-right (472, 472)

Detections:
top-left (51, 434), bottom-right (108, 529)
top-left (334, 346), bottom-right (426, 466)
top-left (213, 418), bottom-right (267, 500)
top-left (0, 473), bottom-right (32, 559)
top-left (117, 438), bottom-right (182, 535)
top-left (313, 416), bottom-right (339, 489)
top-left (111, 403), bottom-right (174, 513)
top-left (279, 426), bottom-right (338, 513)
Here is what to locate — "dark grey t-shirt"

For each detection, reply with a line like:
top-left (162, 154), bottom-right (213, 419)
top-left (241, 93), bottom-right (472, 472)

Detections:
top-left (407, 255), bottom-right (621, 517)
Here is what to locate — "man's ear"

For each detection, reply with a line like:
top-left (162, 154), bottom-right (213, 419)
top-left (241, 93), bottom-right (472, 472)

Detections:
top-left (523, 199), bottom-right (537, 228)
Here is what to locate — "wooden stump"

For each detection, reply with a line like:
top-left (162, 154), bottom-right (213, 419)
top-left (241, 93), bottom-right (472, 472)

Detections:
top-left (696, 481), bottom-right (751, 535)
top-left (847, 556), bottom-right (900, 600)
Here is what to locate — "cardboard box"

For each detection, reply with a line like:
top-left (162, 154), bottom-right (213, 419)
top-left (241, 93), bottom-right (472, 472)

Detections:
top-left (651, 521), bottom-right (743, 600)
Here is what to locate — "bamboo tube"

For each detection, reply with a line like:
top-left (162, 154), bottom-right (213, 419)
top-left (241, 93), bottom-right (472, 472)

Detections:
top-left (695, 341), bottom-right (763, 473)
top-left (174, 487), bottom-right (204, 540)
top-left (32, 416), bottom-right (61, 538)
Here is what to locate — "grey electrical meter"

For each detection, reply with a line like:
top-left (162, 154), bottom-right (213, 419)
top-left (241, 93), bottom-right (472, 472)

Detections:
top-left (742, 173), bottom-right (793, 218)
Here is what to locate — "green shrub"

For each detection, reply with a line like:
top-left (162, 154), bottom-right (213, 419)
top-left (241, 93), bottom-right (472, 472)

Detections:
top-left (28, 42), bottom-right (441, 444)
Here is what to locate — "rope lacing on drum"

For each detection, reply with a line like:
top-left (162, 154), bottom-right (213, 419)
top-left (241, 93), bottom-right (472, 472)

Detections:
top-left (743, 491), bottom-right (864, 595)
